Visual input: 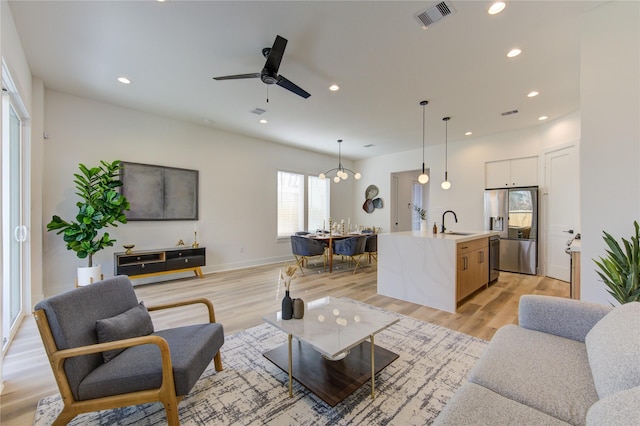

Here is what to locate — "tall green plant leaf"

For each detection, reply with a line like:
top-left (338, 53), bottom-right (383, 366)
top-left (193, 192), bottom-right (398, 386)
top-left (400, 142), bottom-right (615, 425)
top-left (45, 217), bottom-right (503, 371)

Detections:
top-left (594, 221), bottom-right (640, 304)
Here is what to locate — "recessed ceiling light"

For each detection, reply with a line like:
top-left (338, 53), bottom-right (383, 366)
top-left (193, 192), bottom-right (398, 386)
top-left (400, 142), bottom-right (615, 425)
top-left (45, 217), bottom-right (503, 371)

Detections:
top-left (527, 91), bottom-right (539, 98)
top-left (507, 48), bottom-right (522, 58)
top-left (488, 2), bottom-right (506, 15)
top-left (465, 131), bottom-right (473, 136)
top-left (259, 119), bottom-right (268, 124)
top-left (329, 84), bottom-right (340, 92)
top-left (538, 116), bottom-right (549, 121)
top-left (117, 77), bottom-right (131, 84)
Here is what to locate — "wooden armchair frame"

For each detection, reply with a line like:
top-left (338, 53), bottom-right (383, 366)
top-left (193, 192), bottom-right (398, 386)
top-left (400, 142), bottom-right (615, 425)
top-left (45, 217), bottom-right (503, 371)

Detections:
top-left (34, 298), bottom-right (222, 426)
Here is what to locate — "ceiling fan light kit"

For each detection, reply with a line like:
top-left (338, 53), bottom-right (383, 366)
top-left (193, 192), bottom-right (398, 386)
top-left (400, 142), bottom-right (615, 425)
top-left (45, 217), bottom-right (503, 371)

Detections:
top-left (319, 140), bottom-right (361, 184)
top-left (418, 100), bottom-right (429, 185)
top-left (213, 35), bottom-right (310, 100)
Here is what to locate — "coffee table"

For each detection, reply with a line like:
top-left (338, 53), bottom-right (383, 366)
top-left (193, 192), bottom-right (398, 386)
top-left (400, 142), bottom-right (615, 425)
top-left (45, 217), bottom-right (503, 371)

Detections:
top-left (262, 297), bottom-right (399, 406)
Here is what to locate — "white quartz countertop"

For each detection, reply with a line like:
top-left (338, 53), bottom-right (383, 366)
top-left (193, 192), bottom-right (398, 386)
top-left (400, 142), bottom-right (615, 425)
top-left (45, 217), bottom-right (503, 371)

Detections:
top-left (382, 230), bottom-right (499, 243)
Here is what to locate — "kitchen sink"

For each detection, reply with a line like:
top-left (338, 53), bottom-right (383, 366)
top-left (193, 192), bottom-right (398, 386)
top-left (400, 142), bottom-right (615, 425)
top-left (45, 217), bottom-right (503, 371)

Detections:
top-left (445, 232), bottom-right (475, 236)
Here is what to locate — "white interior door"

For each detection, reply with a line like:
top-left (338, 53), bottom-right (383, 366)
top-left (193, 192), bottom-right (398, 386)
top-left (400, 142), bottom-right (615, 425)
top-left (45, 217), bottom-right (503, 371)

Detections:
top-left (545, 145), bottom-right (579, 282)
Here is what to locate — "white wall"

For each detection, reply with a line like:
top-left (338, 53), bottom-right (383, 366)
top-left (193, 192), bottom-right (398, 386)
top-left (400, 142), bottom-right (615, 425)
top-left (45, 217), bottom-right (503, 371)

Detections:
top-left (580, 1), bottom-right (640, 305)
top-left (41, 91), bottom-right (357, 295)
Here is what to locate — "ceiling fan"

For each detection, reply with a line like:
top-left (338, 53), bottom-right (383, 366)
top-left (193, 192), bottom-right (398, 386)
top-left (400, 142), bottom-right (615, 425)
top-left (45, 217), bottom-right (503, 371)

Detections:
top-left (213, 35), bottom-right (311, 100)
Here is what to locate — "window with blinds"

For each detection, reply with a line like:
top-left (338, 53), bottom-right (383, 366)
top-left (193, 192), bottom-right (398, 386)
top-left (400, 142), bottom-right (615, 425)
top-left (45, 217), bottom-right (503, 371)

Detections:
top-left (277, 171), bottom-right (329, 238)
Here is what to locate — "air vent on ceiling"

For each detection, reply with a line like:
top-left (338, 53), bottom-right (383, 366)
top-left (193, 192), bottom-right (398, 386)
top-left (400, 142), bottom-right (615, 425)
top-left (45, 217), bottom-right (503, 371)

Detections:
top-left (501, 109), bottom-right (519, 116)
top-left (414, 1), bottom-right (456, 29)
top-left (251, 108), bottom-right (266, 115)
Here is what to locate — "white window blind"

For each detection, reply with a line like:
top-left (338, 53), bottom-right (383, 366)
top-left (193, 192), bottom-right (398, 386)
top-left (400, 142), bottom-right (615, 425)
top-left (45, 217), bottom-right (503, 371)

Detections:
top-left (308, 175), bottom-right (329, 232)
top-left (277, 171), bottom-right (304, 237)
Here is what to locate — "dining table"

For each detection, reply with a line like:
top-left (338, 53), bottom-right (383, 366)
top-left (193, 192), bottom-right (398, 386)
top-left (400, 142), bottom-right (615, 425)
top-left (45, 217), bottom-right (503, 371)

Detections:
top-left (307, 232), bottom-right (364, 273)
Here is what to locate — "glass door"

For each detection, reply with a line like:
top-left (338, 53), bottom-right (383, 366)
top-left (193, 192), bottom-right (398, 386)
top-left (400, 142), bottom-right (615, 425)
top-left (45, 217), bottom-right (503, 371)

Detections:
top-left (2, 89), bottom-right (26, 351)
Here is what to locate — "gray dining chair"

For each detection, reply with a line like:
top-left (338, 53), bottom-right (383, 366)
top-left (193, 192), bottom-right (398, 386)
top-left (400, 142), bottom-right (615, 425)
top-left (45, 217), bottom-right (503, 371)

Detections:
top-left (365, 234), bottom-right (378, 263)
top-left (290, 235), bottom-right (326, 274)
top-left (332, 235), bottom-right (367, 274)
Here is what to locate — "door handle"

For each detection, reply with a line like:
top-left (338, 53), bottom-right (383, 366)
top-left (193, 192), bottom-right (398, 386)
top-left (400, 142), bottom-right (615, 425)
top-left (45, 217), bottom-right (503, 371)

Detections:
top-left (563, 229), bottom-right (574, 234)
top-left (14, 225), bottom-right (27, 242)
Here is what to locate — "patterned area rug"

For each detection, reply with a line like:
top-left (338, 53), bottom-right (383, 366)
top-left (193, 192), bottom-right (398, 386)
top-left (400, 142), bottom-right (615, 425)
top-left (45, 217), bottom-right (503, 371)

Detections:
top-left (34, 306), bottom-right (487, 425)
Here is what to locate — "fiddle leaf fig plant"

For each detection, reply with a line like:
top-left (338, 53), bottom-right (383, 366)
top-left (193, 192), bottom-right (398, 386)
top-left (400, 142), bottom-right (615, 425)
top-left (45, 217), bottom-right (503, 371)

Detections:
top-left (594, 221), bottom-right (640, 304)
top-left (47, 160), bottom-right (130, 267)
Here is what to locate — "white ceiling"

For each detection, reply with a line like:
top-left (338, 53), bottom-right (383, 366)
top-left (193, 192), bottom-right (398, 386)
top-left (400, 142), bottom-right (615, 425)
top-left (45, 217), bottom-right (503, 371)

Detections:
top-left (8, 1), bottom-right (600, 160)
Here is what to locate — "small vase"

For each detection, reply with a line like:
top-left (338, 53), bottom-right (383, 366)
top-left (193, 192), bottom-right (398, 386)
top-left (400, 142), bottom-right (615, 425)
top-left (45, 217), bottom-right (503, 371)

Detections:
top-left (293, 298), bottom-right (305, 319)
top-left (282, 291), bottom-right (293, 320)
top-left (420, 220), bottom-right (428, 232)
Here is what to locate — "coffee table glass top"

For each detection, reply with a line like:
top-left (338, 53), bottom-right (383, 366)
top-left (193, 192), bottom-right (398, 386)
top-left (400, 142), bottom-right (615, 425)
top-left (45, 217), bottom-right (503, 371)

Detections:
top-left (263, 297), bottom-right (399, 358)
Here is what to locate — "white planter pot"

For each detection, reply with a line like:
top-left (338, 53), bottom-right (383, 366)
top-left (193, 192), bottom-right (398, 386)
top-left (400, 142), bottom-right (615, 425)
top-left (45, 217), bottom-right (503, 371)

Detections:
top-left (420, 220), bottom-right (428, 232)
top-left (77, 265), bottom-right (102, 287)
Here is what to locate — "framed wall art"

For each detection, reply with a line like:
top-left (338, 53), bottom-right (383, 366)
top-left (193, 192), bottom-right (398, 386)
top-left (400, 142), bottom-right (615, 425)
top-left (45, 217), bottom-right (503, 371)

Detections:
top-left (121, 162), bottom-right (199, 221)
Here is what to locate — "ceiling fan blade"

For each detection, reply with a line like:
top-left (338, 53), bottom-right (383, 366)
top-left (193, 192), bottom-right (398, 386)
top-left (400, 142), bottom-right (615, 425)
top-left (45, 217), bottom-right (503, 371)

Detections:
top-left (276, 75), bottom-right (311, 99)
top-left (213, 73), bottom-right (261, 81)
top-left (264, 35), bottom-right (287, 74)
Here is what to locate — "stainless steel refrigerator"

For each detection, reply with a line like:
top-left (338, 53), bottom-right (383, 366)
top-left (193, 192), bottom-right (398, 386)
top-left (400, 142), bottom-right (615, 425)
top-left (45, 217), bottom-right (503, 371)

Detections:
top-left (484, 186), bottom-right (538, 275)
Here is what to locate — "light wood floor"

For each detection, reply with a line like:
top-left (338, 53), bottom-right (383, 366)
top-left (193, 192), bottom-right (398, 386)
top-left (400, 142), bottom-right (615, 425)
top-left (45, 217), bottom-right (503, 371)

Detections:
top-left (0, 260), bottom-right (569, 425)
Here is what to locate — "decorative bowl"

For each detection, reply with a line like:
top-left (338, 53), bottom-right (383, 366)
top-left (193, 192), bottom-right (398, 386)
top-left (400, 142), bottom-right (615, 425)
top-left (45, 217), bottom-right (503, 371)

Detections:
top-left (123, 244), bottom-right (135, 254)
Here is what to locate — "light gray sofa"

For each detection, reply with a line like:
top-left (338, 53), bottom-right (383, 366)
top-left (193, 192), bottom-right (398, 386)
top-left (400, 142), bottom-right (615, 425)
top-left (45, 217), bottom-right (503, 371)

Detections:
top-left (433, 295), bottom-right (640, 426)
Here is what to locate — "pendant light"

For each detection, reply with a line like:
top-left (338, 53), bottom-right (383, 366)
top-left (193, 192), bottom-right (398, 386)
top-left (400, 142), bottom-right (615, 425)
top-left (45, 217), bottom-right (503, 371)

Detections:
top-left (319, 139), bottom-right (362, 183)
top-left (441, 116), bottom-right (451, 190)
top-left (418, 100), bottom-right (429, 184)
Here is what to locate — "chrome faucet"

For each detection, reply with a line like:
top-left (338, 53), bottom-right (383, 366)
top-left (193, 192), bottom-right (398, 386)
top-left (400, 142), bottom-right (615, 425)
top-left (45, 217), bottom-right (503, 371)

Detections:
top-left (441, 210), bottom-right (458, 233)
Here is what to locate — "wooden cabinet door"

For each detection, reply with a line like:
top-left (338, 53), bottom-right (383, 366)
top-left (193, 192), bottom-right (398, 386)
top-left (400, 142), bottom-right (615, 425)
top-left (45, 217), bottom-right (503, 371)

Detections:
top-left (470, 248), bottom-right (489, 289)
top-left (457, 253), bottom-right (473, 301)
top-left (457, 247), bottom-right (489, 302)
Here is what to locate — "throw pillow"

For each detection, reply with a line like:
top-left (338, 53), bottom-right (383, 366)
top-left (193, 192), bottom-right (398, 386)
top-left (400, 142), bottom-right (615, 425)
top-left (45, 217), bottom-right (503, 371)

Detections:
top-left (585, 301), bottom-right (640, 399)
top-left (95, 302), bottom-right (154, 363)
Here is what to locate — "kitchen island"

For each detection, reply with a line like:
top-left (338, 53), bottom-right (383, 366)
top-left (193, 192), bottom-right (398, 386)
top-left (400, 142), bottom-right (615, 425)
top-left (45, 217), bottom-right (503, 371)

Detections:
top-left (377, 230), bottom-right (498, 313)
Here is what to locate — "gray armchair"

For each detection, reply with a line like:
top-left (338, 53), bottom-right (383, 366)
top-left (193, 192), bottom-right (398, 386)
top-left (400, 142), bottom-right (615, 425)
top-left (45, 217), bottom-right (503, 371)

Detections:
top-left (33, 275), bottom-right (224, 425)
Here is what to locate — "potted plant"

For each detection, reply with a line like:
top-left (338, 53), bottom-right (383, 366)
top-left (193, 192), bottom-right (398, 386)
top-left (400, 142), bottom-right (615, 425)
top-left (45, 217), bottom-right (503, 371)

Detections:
top-left (412, 204), bottom-right (427, 232)
top-left (47, 160), bottom-right (130, 285)
top-left (594, 221), bottom-right (640, 304)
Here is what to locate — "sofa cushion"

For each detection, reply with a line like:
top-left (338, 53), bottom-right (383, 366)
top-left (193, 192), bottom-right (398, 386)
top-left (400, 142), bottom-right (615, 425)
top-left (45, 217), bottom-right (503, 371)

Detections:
top-left (96, 302), bottom-right (154, 362)
top-left (469, 325), bottom-right (598, 426)
top-left (586, 386), bottom-right (640, 426)
top-left (584, 302), bottom-right (640, 399)
top-left (78, 323), bottom-right (224, 400)
top-left (433, 382), bottom-right (570, 426)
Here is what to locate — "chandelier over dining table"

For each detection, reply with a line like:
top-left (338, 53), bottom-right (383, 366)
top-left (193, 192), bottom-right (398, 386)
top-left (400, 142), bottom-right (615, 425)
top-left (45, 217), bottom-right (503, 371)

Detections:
top-left (319, 139), bottom-right (362, 183)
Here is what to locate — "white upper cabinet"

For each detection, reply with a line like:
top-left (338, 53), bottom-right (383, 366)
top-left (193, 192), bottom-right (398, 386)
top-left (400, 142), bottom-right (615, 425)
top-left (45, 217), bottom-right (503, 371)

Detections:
top-left (485, 156), bottom-right (538, 188)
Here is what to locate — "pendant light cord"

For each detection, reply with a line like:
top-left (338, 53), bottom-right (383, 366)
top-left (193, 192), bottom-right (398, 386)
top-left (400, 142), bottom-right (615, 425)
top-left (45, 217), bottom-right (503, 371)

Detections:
top-left (420, 100), bottom-right (428, 173)
top-left (444, 117), bottom-right (448, 173)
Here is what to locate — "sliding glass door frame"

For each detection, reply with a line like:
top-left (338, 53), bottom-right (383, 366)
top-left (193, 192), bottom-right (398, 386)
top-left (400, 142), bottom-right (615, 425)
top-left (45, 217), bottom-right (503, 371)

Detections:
top-left (2, 60), bottom-right (31, 353)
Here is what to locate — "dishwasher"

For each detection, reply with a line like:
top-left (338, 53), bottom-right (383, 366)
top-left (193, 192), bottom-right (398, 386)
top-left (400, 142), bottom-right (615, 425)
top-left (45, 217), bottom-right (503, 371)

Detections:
top-left (489, 235), bottom-right (500, 282)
